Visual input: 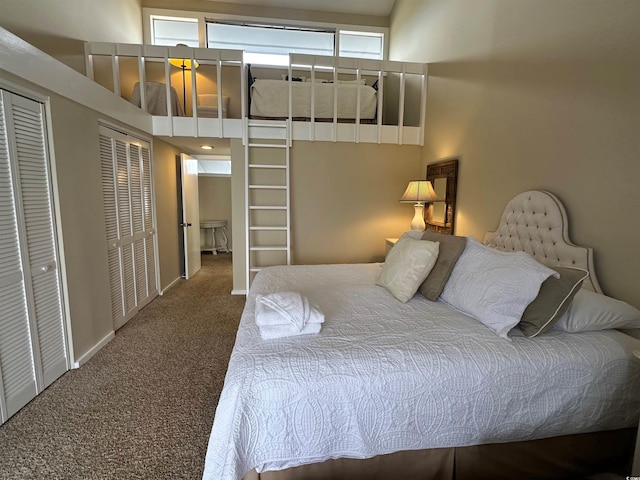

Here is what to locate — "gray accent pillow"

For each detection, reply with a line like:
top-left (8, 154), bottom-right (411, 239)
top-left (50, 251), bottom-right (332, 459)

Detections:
top-left (418, 231), bottom-right (467, 301)
top-left (519, 267), bottom-right (589, 337)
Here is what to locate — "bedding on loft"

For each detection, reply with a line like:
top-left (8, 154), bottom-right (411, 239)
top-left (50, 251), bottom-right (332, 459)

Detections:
top-left (202, 190), bottom-right (640, 480)
top-left (249, 78), bottom-right (378, 121)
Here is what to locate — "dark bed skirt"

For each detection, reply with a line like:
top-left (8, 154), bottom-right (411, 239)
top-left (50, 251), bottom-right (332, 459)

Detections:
top-left (242, 428), bottom-right (637, 480)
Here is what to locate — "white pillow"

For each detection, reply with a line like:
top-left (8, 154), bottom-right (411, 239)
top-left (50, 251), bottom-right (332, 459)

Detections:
top-left (338, 79), bottom-right (367, 85)
top-left (552, 288), bottom-right (640, 333)
top-left (440, 238), bottom-right (558, 338)
top-left (377, 236), bottom-right (439, 302)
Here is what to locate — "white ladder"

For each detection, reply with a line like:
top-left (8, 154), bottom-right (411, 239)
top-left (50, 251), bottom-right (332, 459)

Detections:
top-left (244, 119), bottom-right (291, 291)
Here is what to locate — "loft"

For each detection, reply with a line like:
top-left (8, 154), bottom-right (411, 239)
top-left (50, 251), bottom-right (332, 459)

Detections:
top-left (83, 42), bottom-right (428, 145)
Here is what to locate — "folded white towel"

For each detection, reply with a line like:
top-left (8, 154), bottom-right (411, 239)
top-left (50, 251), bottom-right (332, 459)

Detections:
top-left (256, 291), bottom-right (324, 340)
top-left (255, 291), bottom-right (324, 329)
top-left (258, 322), bottom-right (322, 341)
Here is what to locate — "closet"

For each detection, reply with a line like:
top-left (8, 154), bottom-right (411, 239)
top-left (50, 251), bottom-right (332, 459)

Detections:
top-left (0, 89), bottom-right (69, 424)
top-left (98, 125), bottom-right (158, 330)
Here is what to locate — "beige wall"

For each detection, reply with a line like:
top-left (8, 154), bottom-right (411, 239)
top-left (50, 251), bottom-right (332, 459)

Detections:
top-left (199, 176), bottom-right (233, 250)
top-left (142, 0), bottom-right (389, 28)
top-left (47, 96), bottom-right (114, 359)
top-left (152, 138), bottom-right (182, 290)
top-left (291, 142), bottom-right (422, 264)
top-left (230, 139), bottom-right (246, 292)
top-left (231, 139), bottom-right (422, 291)
top-left (390, 0), bottom-right (640, 308)
top-left (0, 0), bottom-right (143, 72)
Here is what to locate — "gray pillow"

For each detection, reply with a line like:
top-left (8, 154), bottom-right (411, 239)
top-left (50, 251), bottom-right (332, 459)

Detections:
top-left (519, 267), bottom-right (589, 337)
top-left (418, 231), bottom-right (467, 301)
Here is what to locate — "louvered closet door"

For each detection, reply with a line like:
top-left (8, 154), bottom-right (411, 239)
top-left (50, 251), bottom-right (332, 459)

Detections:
top-left (0, 90), bottom-right (68, 423)
top-left (99, 126), bottom-right (157, 330)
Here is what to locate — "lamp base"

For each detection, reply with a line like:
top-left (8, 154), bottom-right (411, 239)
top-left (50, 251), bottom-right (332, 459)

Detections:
top-left (410, 203), bottom-right (426, 232)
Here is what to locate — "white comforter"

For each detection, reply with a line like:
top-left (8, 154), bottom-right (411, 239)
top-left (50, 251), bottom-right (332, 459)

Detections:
top-left (203, 263), bottom-right (640, 480)
top-left (250, 79), bottom-right (377, 119)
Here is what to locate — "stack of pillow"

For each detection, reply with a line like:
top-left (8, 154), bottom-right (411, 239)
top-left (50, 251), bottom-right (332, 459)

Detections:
top-left (377, 231), bottom-right (640, 339)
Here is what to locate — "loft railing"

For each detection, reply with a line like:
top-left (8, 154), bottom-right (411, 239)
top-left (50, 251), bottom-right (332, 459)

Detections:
top-left (83, 42), bottom-right (428, 145)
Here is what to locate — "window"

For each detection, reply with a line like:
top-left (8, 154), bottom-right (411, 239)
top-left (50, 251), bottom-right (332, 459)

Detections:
top-left (151, 17), bottom-right (198, 47)
top-left (207, 22), bottom-right (335, 65)
top-left (338, 31), bottom-right (384, 60)
top-left (198, 159), bottom-right (231, 176)
top-left (145, 10), bottom-right (387, 63)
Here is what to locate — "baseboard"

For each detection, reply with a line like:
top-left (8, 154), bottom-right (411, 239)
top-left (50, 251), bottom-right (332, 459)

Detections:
top-left (72, 330), bottom-right (115, 369)
top-left (231, 289), bottom-right (246, 295)
top-left (159, 276), bottom-right (181, 295)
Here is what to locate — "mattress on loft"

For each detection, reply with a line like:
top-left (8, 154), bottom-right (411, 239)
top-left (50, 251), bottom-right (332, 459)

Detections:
top-left (250, 79), bottom-right (377, 120)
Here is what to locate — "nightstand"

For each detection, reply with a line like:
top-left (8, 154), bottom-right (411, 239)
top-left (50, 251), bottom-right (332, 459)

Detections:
top-left (385, 238), bottom-right (398, 258)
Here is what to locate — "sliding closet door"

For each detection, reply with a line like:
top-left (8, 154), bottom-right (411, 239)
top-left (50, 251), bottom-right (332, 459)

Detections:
top-left (99, 125), bottom-right (158, 330)
top-left (0, 90), bottom-right (68, 423)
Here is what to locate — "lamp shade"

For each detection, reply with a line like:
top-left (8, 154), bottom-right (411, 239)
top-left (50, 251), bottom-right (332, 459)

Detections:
top-left (169, 44), bottom-right (199, 69)
top-left (399, 180), bottom-right (437, 204)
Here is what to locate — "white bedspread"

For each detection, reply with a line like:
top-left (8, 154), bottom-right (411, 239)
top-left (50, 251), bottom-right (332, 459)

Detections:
top-left (250, 79), bottom-right (377, 119)
top-left (203, 263), bottom-right (640, 480)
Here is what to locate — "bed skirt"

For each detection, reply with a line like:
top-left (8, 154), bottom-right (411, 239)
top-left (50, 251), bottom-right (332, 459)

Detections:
top-left (242, 428), bottom-right (636, 480)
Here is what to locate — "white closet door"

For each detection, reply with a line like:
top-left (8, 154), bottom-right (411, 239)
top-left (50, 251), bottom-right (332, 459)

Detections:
top-left (99, 126), bottom-right (157, 330)
top-left (141, 147), bottom-right (158, 299)
top-left (0, 93), bottom-right (37, 421)
top-left (129, 144), bottom-right (149, 306)
top-left (0, 90), bottom-right (68, 423)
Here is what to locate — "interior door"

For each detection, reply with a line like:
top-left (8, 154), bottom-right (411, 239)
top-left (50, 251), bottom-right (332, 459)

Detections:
top-left (180, 154), bottom-right (201, 279)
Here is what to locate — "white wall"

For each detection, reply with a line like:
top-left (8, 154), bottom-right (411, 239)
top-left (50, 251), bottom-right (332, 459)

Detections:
top-left (390, 0), bottom-right (640, 307)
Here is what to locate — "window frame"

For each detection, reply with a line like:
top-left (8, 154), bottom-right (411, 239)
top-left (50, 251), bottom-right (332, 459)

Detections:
top-left (143, 8), bottom-right (389, 61)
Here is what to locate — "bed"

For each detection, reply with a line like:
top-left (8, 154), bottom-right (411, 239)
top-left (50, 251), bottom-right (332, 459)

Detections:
top-left (203, 190), bottom-right (640, 480)
top-left (249, 79), bottom-right (378, 121)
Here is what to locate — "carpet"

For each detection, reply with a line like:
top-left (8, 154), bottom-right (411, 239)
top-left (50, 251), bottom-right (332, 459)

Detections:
top-left (0, 253), bottom-right (244, 480)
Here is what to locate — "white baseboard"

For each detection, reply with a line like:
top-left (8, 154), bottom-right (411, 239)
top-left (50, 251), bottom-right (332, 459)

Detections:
top-left (72, 330), bottom-right (115, 369)
top-left (159, 276), bottom-right (181, 295)
top-left (231, 289), bottom-right (246, 295)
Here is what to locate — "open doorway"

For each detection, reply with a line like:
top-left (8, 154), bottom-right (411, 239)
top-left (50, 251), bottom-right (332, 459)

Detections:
top-left (197, 155), bottom-right (232, 257)
top-left (162, 136), bottom-right (234, 287)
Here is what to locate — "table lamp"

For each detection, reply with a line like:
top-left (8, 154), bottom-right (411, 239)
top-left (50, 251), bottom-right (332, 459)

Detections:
top-left (400, 180), bottom-right (437, 232)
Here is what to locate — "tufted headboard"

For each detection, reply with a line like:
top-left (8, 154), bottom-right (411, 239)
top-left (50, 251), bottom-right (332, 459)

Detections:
top-left (484, 190), bottom-right (603, 293)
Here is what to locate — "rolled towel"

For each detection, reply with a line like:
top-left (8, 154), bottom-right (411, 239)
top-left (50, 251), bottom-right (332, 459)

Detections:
top-left (255, 291), bottom-right (324, 329)
top-left (259, 322), bottom-right (322, 341)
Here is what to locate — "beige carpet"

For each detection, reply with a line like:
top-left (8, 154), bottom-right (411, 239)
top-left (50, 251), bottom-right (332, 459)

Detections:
top-left (0, 253), bottom-right (244, 480)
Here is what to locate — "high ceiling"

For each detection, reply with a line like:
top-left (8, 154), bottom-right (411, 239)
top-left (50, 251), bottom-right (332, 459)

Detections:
top-left (207, 0), bottom-right (396, 17)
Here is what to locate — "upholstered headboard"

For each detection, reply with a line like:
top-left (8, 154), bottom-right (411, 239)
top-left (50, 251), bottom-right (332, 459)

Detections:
top-left (484, 190), bottom-right (603, 293)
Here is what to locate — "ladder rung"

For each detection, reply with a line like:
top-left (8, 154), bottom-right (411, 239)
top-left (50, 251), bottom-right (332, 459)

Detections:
top-left (249, 268), bottom-right (263, 272)
top-left (250, 226), bottom-right (288, 231)
top-left (250, 246), bottom-right (289, 251)
top-left (248, 143), bottom-right (287, 149)
top-left (249, 185), bottom-right (286, 190)
top-left (249, 206), bottom-right (287, 210)
top-left (249, 164), bottom-right (286, 169)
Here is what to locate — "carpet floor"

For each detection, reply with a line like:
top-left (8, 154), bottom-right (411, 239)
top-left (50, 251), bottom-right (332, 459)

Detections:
top-left (0, 253), bottom-right (244, 480)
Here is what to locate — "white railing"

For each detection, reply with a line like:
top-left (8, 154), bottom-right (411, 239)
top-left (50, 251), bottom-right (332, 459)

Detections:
top-left (84, 42), bottom-right (428, 145)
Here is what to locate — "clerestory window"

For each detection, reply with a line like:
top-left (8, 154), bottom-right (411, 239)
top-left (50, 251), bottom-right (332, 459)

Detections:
top-left (148, 14), bottom-right (385, 65)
